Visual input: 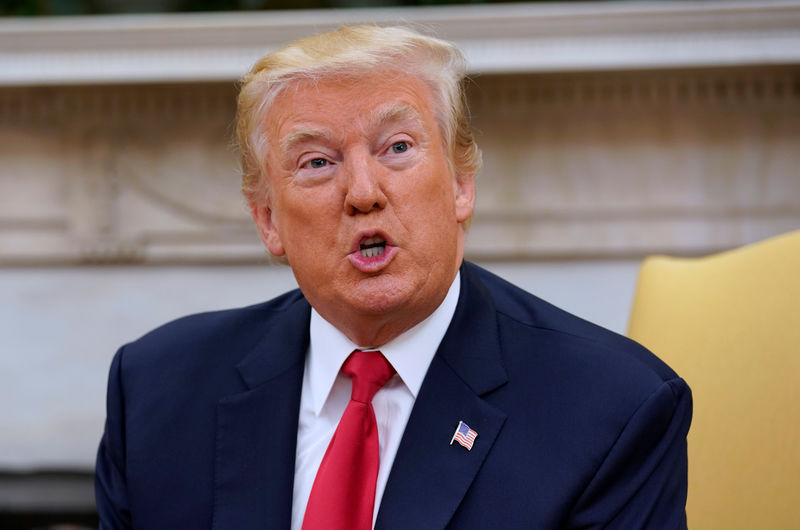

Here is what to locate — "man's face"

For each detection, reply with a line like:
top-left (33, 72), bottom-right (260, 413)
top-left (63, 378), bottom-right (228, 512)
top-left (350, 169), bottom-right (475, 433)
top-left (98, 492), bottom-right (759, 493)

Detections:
top-left (252, 70), bottom-right (474, 345)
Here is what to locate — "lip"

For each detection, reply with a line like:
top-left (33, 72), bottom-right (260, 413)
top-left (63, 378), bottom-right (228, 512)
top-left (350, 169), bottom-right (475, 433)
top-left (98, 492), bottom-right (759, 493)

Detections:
top-left (348, 229), bottom-right (397, 273)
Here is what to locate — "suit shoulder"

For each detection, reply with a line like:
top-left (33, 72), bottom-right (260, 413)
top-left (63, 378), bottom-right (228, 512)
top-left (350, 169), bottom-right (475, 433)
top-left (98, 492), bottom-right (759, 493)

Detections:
top-left (466, 262), bottom-right (679, 384)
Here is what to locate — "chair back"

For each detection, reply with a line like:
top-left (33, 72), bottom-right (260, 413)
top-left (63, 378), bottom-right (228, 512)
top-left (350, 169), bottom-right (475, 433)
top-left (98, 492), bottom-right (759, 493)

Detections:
top-left (628, 230), bottom-right (800, 529)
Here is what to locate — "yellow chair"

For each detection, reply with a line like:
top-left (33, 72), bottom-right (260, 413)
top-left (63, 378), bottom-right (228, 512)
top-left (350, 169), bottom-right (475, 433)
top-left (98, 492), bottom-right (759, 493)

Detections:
top-left (628, 230), bottom-right (800, 529)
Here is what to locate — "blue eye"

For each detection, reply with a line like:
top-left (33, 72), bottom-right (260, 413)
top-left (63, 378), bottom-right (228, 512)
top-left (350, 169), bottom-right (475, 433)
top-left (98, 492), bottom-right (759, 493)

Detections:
top-left (308, 158), bottom-right (327, 169)
top-left (391, 141), bottom-right (409, 153)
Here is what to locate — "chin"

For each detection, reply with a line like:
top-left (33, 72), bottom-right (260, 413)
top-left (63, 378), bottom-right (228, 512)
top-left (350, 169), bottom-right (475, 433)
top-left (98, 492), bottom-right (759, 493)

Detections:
top-left (348, 276), bottom-right (415, 315)
top-left (353, 290), bottom-right (410, 316)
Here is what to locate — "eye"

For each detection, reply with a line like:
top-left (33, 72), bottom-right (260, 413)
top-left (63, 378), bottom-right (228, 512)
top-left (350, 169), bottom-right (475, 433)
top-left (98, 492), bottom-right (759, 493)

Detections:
top-left (390, 141), bottom-right (409, 154)
top-left (307, 158), bottom-right (328, 169)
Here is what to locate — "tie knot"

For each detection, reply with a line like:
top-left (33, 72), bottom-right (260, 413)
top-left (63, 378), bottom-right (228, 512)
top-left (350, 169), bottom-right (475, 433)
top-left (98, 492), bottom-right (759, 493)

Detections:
top-left (341, 350), bottom-right (395, 403)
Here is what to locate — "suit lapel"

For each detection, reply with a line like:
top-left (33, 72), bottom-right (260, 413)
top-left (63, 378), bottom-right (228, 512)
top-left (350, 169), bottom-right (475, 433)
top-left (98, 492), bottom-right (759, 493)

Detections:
top-left (376, 264), bottom-right (509, 530)
top-left (212, 295), bottom-right (311, 529)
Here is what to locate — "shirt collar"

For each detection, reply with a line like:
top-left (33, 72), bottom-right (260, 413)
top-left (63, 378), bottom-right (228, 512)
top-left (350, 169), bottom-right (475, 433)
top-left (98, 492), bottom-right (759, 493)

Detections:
top-left (307, 271), bottom-right (461, 415)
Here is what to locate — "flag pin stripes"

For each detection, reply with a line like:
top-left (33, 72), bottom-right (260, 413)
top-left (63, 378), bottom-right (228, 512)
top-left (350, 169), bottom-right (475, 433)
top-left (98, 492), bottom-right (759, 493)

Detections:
top-left (450, 420), bottom-right (478, 451)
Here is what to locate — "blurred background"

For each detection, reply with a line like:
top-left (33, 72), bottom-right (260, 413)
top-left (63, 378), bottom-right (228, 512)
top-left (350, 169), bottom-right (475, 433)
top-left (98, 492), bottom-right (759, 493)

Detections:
top-left (1, 0), bottom-right (799, 527)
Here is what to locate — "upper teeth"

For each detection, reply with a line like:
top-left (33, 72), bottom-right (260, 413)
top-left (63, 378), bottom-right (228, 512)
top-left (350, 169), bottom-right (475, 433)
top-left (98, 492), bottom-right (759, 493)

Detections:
top-left (360, 237), bottom-right (386, 258)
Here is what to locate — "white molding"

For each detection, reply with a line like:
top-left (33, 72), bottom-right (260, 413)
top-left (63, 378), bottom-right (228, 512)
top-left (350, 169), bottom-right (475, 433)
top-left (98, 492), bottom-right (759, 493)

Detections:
top-left (1, 68), bottom-right (797, 265)
top-left (1, 1), bottom-right (799, 86)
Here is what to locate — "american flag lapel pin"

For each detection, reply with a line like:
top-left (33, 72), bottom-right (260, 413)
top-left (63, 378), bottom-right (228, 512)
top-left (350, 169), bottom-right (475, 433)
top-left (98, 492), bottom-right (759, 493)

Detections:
top-left (450, 420), bottom-right (478, 451)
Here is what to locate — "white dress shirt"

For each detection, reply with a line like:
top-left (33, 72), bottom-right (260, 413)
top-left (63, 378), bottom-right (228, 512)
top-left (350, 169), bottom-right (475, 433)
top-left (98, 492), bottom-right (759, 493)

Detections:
top-left (291, 272), bottom-right (461, 530)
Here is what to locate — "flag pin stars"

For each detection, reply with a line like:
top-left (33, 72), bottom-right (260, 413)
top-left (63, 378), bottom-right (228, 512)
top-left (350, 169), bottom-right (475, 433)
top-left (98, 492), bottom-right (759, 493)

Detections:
top-left (450, 420), bottom-right (478, 451)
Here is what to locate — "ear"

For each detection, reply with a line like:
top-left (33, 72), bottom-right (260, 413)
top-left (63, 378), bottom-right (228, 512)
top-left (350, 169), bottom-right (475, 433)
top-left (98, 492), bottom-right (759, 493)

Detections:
top-left (251, 201), bottom-right (286, 257)
top-left (454, 172), bottom-right (476, 224)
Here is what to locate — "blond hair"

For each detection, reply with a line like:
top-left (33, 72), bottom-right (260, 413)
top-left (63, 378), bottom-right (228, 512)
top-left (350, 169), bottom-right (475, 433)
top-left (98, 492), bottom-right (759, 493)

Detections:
top-left (235, 25), bottom-right (481, 205)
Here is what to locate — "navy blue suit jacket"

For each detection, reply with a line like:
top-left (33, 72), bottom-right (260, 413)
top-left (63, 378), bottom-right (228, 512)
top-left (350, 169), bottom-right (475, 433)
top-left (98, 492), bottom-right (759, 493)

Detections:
top-left (96, 262), bottom-right (691, 529)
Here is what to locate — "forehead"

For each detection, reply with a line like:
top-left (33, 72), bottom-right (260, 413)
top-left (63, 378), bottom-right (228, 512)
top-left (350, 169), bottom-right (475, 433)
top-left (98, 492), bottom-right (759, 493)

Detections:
top-left (265, 70), bottom-right (439, 142)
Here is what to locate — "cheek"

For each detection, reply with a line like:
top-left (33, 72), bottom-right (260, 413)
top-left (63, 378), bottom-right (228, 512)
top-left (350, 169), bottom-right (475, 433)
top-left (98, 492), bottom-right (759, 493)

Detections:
top-left (279, 184), bottom-right (341, 222)
top-left (279, 196), bottom-right (342, 249)
top-left (397, 180), bottom-right (460, 242)
top-left (421, 167), bottom-right (459, 215)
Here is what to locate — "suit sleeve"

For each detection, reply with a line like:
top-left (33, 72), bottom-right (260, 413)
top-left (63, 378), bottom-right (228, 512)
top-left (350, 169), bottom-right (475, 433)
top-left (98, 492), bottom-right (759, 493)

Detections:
top-left (95, 346), bottom-right (133, 529)
top-left (568, 377), bottom-right (692, 529)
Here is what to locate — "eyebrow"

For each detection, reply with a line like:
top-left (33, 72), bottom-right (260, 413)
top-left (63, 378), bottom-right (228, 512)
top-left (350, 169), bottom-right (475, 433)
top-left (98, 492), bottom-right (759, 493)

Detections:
top-left (280, 128), bottom-right (337, 154)
top-left (279, 103), bottom-right (424, 154)
top-left (368, 104), bottom-right (420, 131)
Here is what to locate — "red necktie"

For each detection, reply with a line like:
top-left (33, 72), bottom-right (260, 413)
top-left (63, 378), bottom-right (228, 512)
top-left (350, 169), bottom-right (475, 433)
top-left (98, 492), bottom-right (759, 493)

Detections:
top-left (302, 350), bottom-right (396, 530)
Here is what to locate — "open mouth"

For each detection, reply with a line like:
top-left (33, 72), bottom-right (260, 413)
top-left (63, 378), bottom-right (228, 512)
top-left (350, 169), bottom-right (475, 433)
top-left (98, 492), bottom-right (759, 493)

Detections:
top-left (360, 237), bottom-right (386, 258)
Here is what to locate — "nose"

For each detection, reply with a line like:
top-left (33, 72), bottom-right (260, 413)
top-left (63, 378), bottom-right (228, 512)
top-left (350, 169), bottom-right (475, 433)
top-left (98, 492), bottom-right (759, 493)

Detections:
top-left (343, 151), bottom-right (387, 215)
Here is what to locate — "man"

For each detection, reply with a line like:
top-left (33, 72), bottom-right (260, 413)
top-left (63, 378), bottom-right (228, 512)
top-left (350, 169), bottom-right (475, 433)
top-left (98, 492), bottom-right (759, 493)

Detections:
top-left (96, 26), bottom-right (691, 529)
